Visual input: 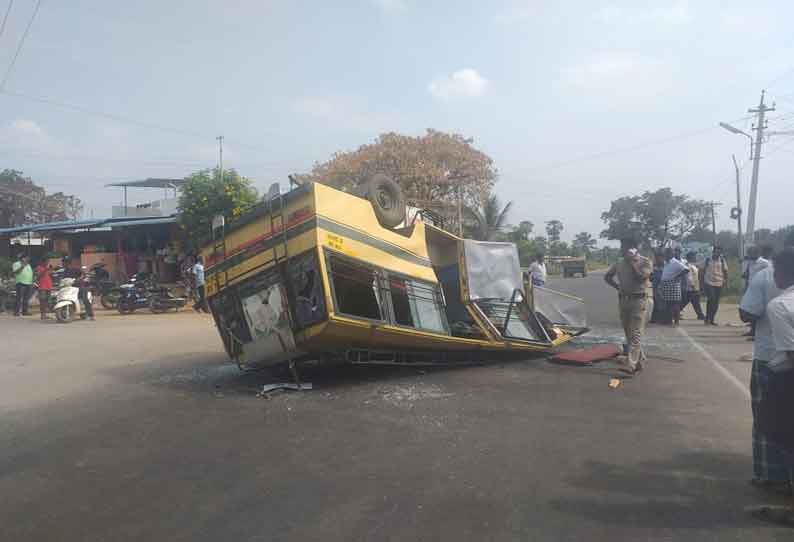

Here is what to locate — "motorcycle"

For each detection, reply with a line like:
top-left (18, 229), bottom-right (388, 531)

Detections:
top-left (148, 285), bottom-right (188, 313)
top-left (53, 278), bottom-right (92, 323)
top-left (116, 276), bottom-right (153, 314)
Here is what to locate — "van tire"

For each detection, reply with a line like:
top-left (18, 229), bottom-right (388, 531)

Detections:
top-left (366, 174), bottom-right (405, 228)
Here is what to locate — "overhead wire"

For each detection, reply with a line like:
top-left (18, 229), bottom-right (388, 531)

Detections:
top-left (0, 0), bottom-right (13, 43)
top-left (517, 116), bottom-right (752, 174)
top-left (0, 0), bottom-right (40, 90)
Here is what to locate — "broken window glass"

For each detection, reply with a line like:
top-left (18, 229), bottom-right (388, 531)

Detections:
top-left (328, 254), bottom-right (383, 320)
top-left (388, 276), bottom-right (448, 334)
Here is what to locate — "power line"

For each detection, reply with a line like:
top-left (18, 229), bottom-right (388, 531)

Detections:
top-left (0, 0), bottom-right (41, 90)
top-left (519, 117), bottom-right (751, 173)
top-left (0, 0), bottom-right (13, 43)
top-left (0, 88), bottom-right (288, 156)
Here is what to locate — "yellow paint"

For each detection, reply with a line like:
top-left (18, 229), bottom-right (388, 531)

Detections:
top-left (201, 181), bottom-right (578, 365)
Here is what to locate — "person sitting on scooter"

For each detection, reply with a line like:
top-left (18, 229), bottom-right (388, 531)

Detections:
top-left (77, 266), bottom-right (95, 321)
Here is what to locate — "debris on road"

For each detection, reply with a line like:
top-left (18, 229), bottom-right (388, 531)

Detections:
top-left (549, 344), bottom-right (621, 366)
top-left (609, 378), bottom-right (622, 389)
top-left (258, 382), bottom-right (313, 396)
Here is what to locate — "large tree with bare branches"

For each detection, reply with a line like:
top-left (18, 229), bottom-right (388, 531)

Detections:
top-left (300, 129), bottom-right (498, 229)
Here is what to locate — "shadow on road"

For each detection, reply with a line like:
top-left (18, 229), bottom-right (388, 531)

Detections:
top-left (550, 450), bottom-right (787, 530)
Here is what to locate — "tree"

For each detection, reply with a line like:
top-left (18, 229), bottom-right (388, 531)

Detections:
top-left (600, 188), bottom-right (711, 247)
top-left (301, 129), bottom-right (498, 229)
top-left (178, 168), bottom-right (258, 245)
top-left (508, 220), bottom-right (533, 242)
top-left (468, 194), bottom-right (513, 241)
top-left (572, 232), bottom-right (597, 256)
top-left (545, 220), bottom-right (564, 243)
top-left (0, 169), bottom-right (83, 226)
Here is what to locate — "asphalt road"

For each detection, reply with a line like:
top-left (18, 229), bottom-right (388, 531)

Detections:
top-left (1, 273), bottom-right (791, 541)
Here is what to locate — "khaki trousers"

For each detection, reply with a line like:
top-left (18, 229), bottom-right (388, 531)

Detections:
top-left (619, 295), bottom-right (650, 368)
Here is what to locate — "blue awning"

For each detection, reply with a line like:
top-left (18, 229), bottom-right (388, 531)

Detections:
top-left (0, 215), bottom-right (178, 236)
top-left (0, 219), bottom-right (106, 236)
top-left (107, 216), bottom-right (178, 227)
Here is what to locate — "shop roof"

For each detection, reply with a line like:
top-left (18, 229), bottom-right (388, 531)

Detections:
top-left (0, 218), bottom-right (107, 236)
top-left (107, 216), bottom-right (178, 228)
top-left (0, 215), bottom-right (178, 236)
top-left (105, 178), bottom-right (186, 189)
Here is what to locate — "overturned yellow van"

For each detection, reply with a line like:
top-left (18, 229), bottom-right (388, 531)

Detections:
top-left (201, 179), bottom-right (587, 371)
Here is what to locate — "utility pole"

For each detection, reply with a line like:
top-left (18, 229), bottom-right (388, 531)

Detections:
top-left (216, 135), bottom-right (224, 182)
top-left (708, 201), bottom-right (722, 242)
top-left (731, 154), bottom-right (744, 259)
top-left (746, 90), bottom-right (774, 244)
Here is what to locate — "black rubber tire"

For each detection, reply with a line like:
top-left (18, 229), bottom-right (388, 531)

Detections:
top-left (55, 305), bottom-right (72, 323)
top-left (366, 174), bottom-right (405, 228)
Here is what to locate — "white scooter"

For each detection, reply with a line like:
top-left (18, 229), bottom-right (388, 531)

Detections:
top-left (53, 278), bottom-right (91, 323)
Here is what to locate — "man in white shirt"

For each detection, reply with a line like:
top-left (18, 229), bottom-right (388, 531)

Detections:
top-left (752, 247), bottom-right (794, 526)
top-left (528, 253), bottom-right (547, 287)
top-left (740, 262), bottom-right (788, 491)
top-left (192, 256), bottom-right (208, 313)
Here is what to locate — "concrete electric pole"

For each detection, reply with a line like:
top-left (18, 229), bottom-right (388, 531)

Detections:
top-left (731, 154), bottom-right (744, 259)
top-left (216, 135), bottom-right (224, 181)
top-left (746, 90), bottom-right (774, 244)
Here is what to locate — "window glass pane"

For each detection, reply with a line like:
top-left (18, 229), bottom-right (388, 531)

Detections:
top-left (405, 279), bottom-right (447, 334)
top-left (329, 255), bottom-right (383, 320)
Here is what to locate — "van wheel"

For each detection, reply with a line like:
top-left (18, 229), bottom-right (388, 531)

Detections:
top-left (366, 174), bottom-right (405, 228)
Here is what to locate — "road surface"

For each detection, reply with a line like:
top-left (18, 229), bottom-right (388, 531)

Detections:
top-left (1, 273), bottom-right (790, 541)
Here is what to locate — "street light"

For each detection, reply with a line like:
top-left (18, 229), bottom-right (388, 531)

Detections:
top-left (719, 122), bottom-right (753, 158)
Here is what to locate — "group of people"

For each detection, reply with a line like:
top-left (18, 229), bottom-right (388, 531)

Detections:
top-left (605, 234), bottom-right (794, 526)
top-left (649, 246), bottom-right (729, 327)
top-left (739, 232), bottom-right (794, 526)
top-left (5, 254), bottom-right (95, 320)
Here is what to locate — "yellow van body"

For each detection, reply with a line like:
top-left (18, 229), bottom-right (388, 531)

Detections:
top-left (201, 182), bottom-right (585, 369)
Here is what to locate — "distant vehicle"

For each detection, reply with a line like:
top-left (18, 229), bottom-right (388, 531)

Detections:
top-left (559, 257), bottom-right (587, 278)
top-left (200, 178), bottom-right (588, 372)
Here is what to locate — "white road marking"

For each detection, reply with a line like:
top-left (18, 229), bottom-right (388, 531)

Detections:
top-left (675, 326), bottom-right (750, 400)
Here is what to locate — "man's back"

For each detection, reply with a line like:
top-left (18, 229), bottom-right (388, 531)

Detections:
top-left (740, 267), bottom-right (781, 362)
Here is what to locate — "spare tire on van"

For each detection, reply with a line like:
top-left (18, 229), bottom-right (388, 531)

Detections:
top-left (364, 174), bottom-right (405, 229)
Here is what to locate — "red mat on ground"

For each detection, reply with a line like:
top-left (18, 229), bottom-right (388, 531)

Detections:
top-left (550, 344), bottom-right (621, 366)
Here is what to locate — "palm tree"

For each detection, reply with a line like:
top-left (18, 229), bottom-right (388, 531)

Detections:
top-left (468, 194), bottom-right (513, 241)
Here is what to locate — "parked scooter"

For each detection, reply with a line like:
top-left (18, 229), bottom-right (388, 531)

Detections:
top-left (53, 278), bottom-right (92, 323)
top-left (148, 285), bottom-right (188, 313)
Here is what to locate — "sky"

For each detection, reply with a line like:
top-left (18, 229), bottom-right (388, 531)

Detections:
top-left (2, 0), bottom-right (794, 242)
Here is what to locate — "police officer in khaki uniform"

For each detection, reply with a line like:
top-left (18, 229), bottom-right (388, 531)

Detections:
top-left (604, 238), bottom-right (653, 374)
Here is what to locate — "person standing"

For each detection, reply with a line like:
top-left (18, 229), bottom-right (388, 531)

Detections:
top-left (752, 247), bottom-right (794, 526)
top-left (528, 253), bottom-right (547, 287)
top-left (11, 254), bottom-right (33, 316)
top-left (702, 246), bottom-right (729, 325)
top-left (192, 256), bottom-right (208, 313)
top-left (34, 259), bottom-right (53, 320)
top-left (650, 251), bottom-right (669, 324)
top-left (739, 258), bottom-right (790, 494)
top-left (660, 247), bottom-right (689, 326)
top-left (77, 266), bottom-right (95, 321)
top-left (604, 238), bottom-right (653, 374)
top-left (682, 251), bottom-right (705, 320)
